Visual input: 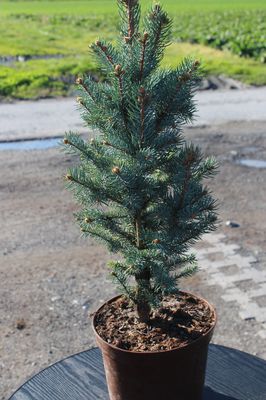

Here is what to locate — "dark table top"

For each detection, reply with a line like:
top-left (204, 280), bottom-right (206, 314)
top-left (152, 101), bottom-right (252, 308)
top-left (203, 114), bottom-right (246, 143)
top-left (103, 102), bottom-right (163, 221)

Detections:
top-left (9, 344), bottom-right (266, 400)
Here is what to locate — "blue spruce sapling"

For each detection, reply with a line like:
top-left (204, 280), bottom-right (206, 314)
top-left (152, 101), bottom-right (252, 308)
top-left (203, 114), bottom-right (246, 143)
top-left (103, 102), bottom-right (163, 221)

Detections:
top-left (62, 0), bottom-right (218, 323)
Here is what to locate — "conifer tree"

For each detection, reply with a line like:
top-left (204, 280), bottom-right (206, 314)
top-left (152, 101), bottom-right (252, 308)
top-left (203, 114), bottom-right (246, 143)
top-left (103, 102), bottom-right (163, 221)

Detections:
top-left (62, 0), bottom-right (218, 323)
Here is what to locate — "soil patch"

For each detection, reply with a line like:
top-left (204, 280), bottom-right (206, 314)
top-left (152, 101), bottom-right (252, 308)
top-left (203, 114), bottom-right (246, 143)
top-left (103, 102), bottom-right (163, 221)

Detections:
top-left (94, 292), bottom-right (215, 352)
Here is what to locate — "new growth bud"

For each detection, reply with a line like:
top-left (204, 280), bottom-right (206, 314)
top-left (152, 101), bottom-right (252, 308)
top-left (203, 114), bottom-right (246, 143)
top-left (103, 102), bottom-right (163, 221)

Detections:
top-left (85, 217), bottom-right (93, 223)
top-left (194, 60), bottom-right (200, 68)
top-left (152, 239), bottom-right (160, 244)
top-left (65, 174), bottom-right (73, 181)
top-left (181, 72), bottom-right (191, 82)
top-left (76, 77), bottom-right (83, 85)
top-left (95, 40), bottom-right (107, 52)
top-left (102, 140), bottom-right (111, 146)
top-left (138, 87), bottom-right (148, 104)
top-left (76, 96), bottom-right (83, 105)
top-left (63, 138), bottom-right (69, 144)
top-left (140, 32), bottom-right (149, 44)
top-left (114, 64), bottom-right (124, 77)
top-left (143, 32), bottom-right (149, 41)
top-left (115, 64), bottom-right (121, 72)
top-left (185, 151), bottom-right (196, 165)
top-left (112, 166), bottom-right (120, 174)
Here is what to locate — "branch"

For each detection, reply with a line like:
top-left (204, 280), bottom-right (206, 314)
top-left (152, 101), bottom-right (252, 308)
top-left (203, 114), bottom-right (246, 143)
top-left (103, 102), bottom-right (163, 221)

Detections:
top-left (155, 62), bottom-right (200, 131)
top-left (102, 140), bottom-right (132, 156)
top-left (121, 0), bottom-right (138, 38)
top-left (139, 32), bottom-right (148, 81)
top-left (63, 138), bottom-right (87, 159)
top-left (155, 80), bottom-right (184, 132)
top-left (138, 87), bottom-right (147, 144)
top-left (95, 41), bottom-right (115, 66)
top-left (135, 214), bottom-right (141, 248)
top-left (118, 76), bottom-right (124, 100)
top-left (76, 97), bottom-right (90, 113)
top-left (103, 216), bottom-right (136, 245)
top-left (114, 64), bottom-right (131, 133)
top-left (111, 270), bottom-right (135, 302)
top-left (146, 4), bottom-right (171, 64)
top-left (66, 174), bottom-right (124, 206)
top-left (76, 77), bottom-right (95, 101)
top-left (174, 152), bottom-right (197, 218)
top-left (114, 64), bottom-right (125, 96)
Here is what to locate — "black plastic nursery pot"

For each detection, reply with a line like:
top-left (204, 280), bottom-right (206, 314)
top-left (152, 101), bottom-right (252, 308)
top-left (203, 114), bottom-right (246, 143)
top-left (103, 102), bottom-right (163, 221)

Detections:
top-left (92, 292), bottom-right (217, 400)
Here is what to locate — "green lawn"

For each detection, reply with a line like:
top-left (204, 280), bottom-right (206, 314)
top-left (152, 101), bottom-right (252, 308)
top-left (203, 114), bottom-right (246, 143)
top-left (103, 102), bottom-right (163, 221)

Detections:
top-left (0, 0), bottom-right (265, 100)
top-left (1, 0), bottom-right (266, 14)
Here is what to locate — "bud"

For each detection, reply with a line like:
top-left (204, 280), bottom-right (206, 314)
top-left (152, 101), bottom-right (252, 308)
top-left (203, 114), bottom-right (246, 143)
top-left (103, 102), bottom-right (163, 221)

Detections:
top-left (76, 96), bottom-right (83, 105)
top-left (85, 217), bottom-right (93, 223)
top-left (194, 60), bottom-right (200, 68)
top-left (102, 140), bottom-right (110, 146)
top-left (124, 36), bottom-right (131, 43)
top-left (76, 77), bottom-right (83, 85)
top-left (65, 174), bottom-right (73, 181)
top-left (90, 138), bottom-right (95, 144)
top-left (186, 151), bottom-right (196, 163)
top-left (95, 40), bottom-right (101, 46)
top-left (143, 32), bottom-right (149, 41)
top-left (112, 166), bottom-right (120, 174)
top-left (152, 239), bottom-right (160, 244)
top-left (63, 138), bottom-right (69, 144)
top-left (114, 64), bottom-right (122, 76)
top-left (154, 4), bottom-right (161, 12)
top-left (182, 72), bottom-right (191, 82)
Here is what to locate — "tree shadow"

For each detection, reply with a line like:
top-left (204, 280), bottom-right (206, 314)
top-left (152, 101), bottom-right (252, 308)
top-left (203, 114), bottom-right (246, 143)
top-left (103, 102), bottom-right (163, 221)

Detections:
top-left (204, 387), bottom-right (239, 400)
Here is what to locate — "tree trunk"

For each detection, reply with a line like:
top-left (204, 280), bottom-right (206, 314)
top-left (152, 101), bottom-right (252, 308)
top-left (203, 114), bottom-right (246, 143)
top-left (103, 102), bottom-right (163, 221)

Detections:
top-left (136, 300), bottom-right (151, 323)
top-left (135, 268), bottom-right (151, 323)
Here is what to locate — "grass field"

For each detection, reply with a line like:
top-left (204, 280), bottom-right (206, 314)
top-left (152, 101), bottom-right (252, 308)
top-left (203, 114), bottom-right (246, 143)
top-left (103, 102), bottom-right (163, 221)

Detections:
top-left (2, 0), bottom-right (266, 14)
top-left (0, 0), bottom-right (265, 100)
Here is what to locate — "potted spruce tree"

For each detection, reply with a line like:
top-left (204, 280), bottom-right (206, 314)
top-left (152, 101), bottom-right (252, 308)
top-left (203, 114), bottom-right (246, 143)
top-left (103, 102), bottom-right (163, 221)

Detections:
top-left (63, 0), bottom-right (218, 399)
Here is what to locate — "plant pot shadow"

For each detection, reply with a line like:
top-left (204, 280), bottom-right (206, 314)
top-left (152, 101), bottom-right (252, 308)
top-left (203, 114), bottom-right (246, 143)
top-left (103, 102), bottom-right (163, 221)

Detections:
top-left (204, 386), bottom-right (239, 400)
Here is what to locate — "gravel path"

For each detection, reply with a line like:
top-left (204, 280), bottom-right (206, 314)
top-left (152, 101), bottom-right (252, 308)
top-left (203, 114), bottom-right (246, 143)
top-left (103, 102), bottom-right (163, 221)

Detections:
top-left (1, 88), bottom-right (266, 141)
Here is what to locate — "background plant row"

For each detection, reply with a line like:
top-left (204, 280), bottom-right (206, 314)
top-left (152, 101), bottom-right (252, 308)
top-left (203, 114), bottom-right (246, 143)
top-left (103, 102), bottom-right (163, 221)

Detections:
top-left (173, 11), bottom-right (266, 63)
top-left (0, 1), bottom-right (266, 100)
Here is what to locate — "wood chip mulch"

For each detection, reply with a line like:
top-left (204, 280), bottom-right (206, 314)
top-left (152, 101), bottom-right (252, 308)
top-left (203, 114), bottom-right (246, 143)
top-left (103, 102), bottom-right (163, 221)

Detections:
top-left (94, 292), bottom-right (216, 352)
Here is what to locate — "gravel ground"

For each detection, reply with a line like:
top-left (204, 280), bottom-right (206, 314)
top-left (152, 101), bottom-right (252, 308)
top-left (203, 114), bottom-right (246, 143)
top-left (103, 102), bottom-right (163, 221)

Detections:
top-left (0, 119), bottom-right (266, 399)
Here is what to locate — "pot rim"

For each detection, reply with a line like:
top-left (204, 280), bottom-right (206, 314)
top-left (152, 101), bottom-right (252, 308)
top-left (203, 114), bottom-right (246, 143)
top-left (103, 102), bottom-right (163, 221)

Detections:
top-left (92, 290), bottom-right (217, 355)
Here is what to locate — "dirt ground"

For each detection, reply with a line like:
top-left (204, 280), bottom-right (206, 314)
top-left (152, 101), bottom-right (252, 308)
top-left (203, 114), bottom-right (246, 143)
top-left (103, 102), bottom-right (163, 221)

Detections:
top-left (0, 120), bottom-right (266, 399)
